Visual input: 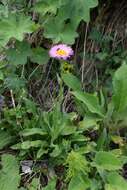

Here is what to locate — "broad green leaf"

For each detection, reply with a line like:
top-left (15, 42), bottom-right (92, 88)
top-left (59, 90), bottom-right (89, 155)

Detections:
top-left (96, 52), bottom-right (108, 61)
top-left (113, 64), bottom-right (127, 112)
top-left (76, 142), bottom-right (96, 154)
top-left (34, 0), bottom-right (61, 15)
top-left (56, 0), bottom-right (98, 25)
top-left (0, 154), bottom-right (20, 190)
top-left (11, 140), bottom-right (43, 150)
top-left (111, 135), bottom-right (124, 146)
top-left (28, 178), bottom-right (39, 190)
top-left (4, 75), bottom-right (26, 91)
top-left (30, 47), bottom-right (49, 65)
top-left (105, 172), bottom-right (127, 190)
top-left (106, 102), bottom-right (114, 122)
top-left (0, 13), bottom-right (37, 47)
top-left (21, 128), bottom-right (47, 136)
top-left (97, 128), bottom-right (107, 150)
top-left (0, 3), bottom-right (8, 18)
top-left (50, 144), bottom-right (62, 157)
top-left (72, 91), bottom-right (104, 117)
top-left (44, 18), bottom-right (78, 44)
top-left (24, 98), bottom-right (37, 114)
top-left (58, 23), bottom-right (78, 44)
top-left (70, 133), bottom-right (88, 142)
top-left (69, 0), bottom-right (98, 24)
top-left (0, 70), bottom-right (4, 80)
top-left (90, 179), bottom-right (102, 190)
top-left (50, 125), bottom-right (63, 143)
top-left (62, 73), bottom-right (81, 91)
top-left (105, 184), bottom-right (116, 190)
top-left (43, 0), bottom-right (98, 43)
top-left (68, 173), bottom-right (91, 190)
top-left (93, 151), bottom-right (123, 171)
top-left (43, 178), bottom-right (56, 190)
top-left (0, 130), bottom-right (14, 149)
top-left (7, 41), bottom-right (31, 65)
top-left (37, 147), bottom-right (48, 159)
top-left (61, 125), bottom-right (76, 135)
top-left (78, 115), bottom-right (100, 131)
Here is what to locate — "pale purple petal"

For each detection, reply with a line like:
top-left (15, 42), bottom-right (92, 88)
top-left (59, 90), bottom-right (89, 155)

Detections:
top-left (49, 44), bottom-right (74, 60)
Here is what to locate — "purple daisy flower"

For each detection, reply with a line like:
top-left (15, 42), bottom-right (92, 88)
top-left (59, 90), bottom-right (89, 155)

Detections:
top-left (49, 44), bottom-right (74, 60)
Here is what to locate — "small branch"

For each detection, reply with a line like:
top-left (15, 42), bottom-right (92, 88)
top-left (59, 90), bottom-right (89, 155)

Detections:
top-left (10, 89), bottom-right (16, 108)
top-left (81, 23), bottom-right (89, 86)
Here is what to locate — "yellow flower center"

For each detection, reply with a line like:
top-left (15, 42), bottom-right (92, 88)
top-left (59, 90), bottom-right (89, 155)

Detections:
top-left (56, 49), bottom-right (67, 56)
